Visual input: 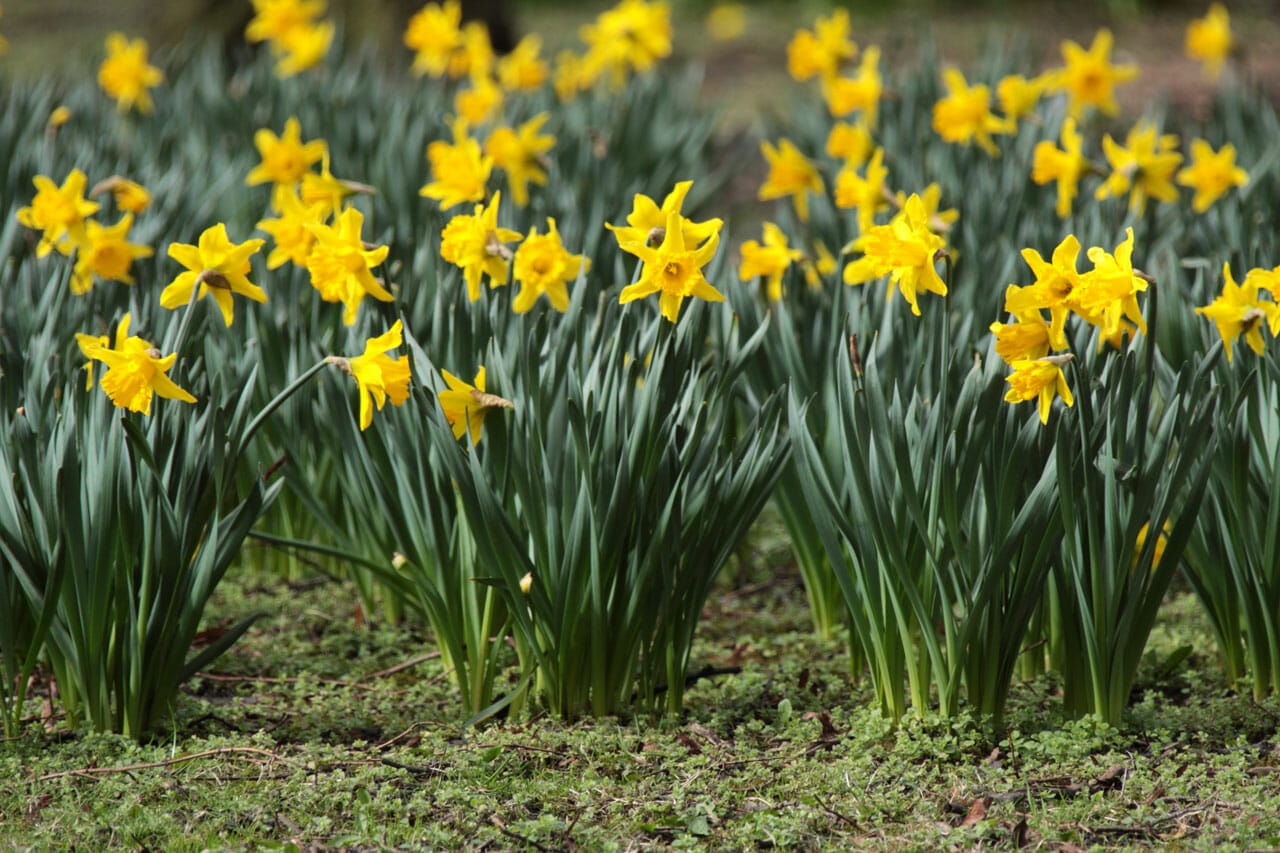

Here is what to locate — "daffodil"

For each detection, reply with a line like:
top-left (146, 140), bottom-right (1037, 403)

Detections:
top-left (759, 138), bottom-right (824, 222)
top-left (739, 222), bottom-right (803, 302)
top-left (404, 0), bottom-right (463, 77)
top-left (802, 240), bottom-right (837, 289)
top-left (826, 120), bottom-right (873, 166)
top-left (579, 0), bottom-right (672, 88)
top-left (990, 313), bottom-right (1053, 366)
top-left (48, 105), bottom-right (73, 129)
top-left (1002, 234), bottom-right (1083, 351)
top-left (1048, 29), bottom-right (1137, 119)
top-left (257, 186), bottom-right (327, 269)
top-left (497, 34), bottom-right (548, 91)
top-left (304, 207), bottom-right (393, 325)
top-left (822, 47), bottom-right (882, 128)
top-left (71, 214), bottom-right (153, 295)
top-left (16, 169), bottom-right (99, 258)
top-left (606, 180), bottom-right (721, 249)
top-left (420, 118), bottom-right (493, 211)
top-left (553, 49), bottom-right (587, 101)
top-left (834, 146), bottom-right (888, 235)
top-left (894, 182), bottom-right (958, 234)
top-left (484, 113), bottom-right (554, 208)
top-left (1196, 263), bottom-right (1280, 362)
top-left (996, 73), bottom-right (1049, 122)
top-left (454, 73), bottom-right (503, 126)
top-left (329, 320), bottom-right (412, 430)
top-left (1186, 3), bottom-right (1232, 81)
top-left (90, 175), bottom-right (151, 214)
top-left (706, 2), bottom-right (746, 41)
top-left (1032, 117), bottom-right (1089, 218)
top-left (842, 193), bottom-right (948, 317)
top-left (1096, 122), bottom-right (1183, 214)
top-left (1176, 139), bottom-right (1248, 213)
top-left (161, 223), bottom-right (266, 327)
top-left (299, 153), bottom-right (374, 218)
top-left (786, 8), bottom-right (855, 83)
top-left (932, 68), bottom-right (1014, 157)
top-left (247, 117), bottom-right (328, 189)
top-left (98, 32), bottom-right (163, 114)
top-left (437, 366), bottom-right (513, 444)
top-left (246, 0), bottom-right (325, 44)
top-left (1076, 228), bottom-right (1149, 339)
top-left (273, 18), bottom-right (332, 77)
top-left (512, 218), bottom-right (589, 313)
top-left (440, 192), bottom-right (523, 301)
top-left (76, 313), bottom-right (196, 415)
top-left (1004, 354), bottom-right (1074, 424)
top-left (618, 209), bottom-right (724, 323)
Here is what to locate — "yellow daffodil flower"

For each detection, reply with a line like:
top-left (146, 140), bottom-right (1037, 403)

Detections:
top-left (455, 73), bottom-right (503, 126)
top-left (1244, 266), bottom-right (1280, 305)
top-left (894, 182), bottom-right (958, 234)
top-left (437, 366), bottom-right (512, 444)
top-left (579, 0), bottom-right (672, 89)
top-left (246, 0), bottom-right (325, 44)
top-left (497, 34), bottom-right (548, 91)
top-left (420, 118), bottom-right (493, 211)
top-left (826, 120), bottom-right (873, 166)
top-left (1186, 3), bottom-right (1232, 81)
top-left (98, 32), bottom-right (163, 114)
top-left (76, 313), bottom-right (196, 415)
top-left (990, 312), bottom-right (1053, 366)
top-left (932, 68), bottom-right (1014, 157)
top-left (16, 169), bottom-right (99, 258)
top-left (257, 186), bottom-right (326, 269)
top-left (299, 153), bottom-right (373, 219)
top-left (512, 218), bottom-right (589, 313)
top-left (996, 73), bottom-right (1050, 122)
top-left (842, 193), bottom-right (948, 317)
top-left (1048, 29), bottom-right (1137, 119)
top-left (1096, 122), bottom-right (1183, 214)
top-left (553, 49), bottom-right (587, 101)
top-left (1133, 521), bottom-right (1171, 571)
top-left (1077, 227), bottom-right (1149, 339)
top-left (802, 241), bottom-right (837, 289)
top-left (247, 117), bottom-right (328, 189)
top-left (1003, 234), bottom-right (1083, 351)
top-left (404, 0), bottom-right (463, 77)
top-left (1176, 139), bottom-right (1248, 213)
top-left (441, 191), bottom-right (522, 301)
top-left (161, 223), bottom-right (266, 326)
top-left (1004, 354), bottom-right (1074, 424)
top-left (273, 18), bottom-right (332, 77)
top-left (759, 138), bottom-right (824, 222)
top-left (90, 175), bottom-right (152, 214)
top-left (606, 180), bottom-right (722, 249)
top-left (822, 47), bottom-right (882, 128)
top-left (304, 206), bottom-right (393, 325)
top-left (329, 319), bottom-right (412, 431)
top-left (71, 214), bottom-right (153, 295)
top-left (484, 113), bottom-right (554, 207)
top-left (834, 146), bottom-right (888, 235)
top-left (739, 221), bottom-right (803, 302)
top-left (1196, 263), bottom-right (1280, 362)
top-left (618, 209), bottom-right (724, 323)
top-left (1032, 117), bottom-right (1089, 218)
top-left (49, 105), bottom-right (73, 129)
top-left (706, 2), bottom-right (746, 42)
top-left (786, 8), bottom-right (855, 83)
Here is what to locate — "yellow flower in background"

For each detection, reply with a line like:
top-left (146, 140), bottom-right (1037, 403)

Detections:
top-left (1133, 521), bottom-right (1171, 571)
top-left (404, 0), bottom-right (462, 77)
top-left (497, 34), bottom-right (549, 91)
top-left (619, 209), bottom-right (724, 323)
top-left (1032, 117), bottom-right (1089, 218)
top-left (454, 20), bottom-right (494, 80)
top-left (49, 106), bottom-right (73, 128)
top-left (1186, 3), bottom-right (1232, 80)
top-left (842, 194), bottom-right (948, 317)
top-left (553, 49), bottom-right (587, 101)
top-left (440, 191), bottom-right (522, 301)
top-left (802, 240), bottom-right (837, 289)
top-left (274, 19), bottom-right (333, 77)
top-left (1004, 354), bottom-right (1073, 424)
top-left (420, 118), bottom-right (493, 211)
top-left (1003, 234), bottom-right (1082, 351)
top-left (303, 206), bottom-right (393, 325)
top-left (71, 214), bottom-right (153, 295)
top-left (512, 218), bottom-right (589, 313)
top-left (484, 113), bottom-right (554, 208)
top-left (247, 0), bottom-right (325, 45)
top-left (706, 2), bottom-right (746, 42)
top-left (834, 146), bottom-right (888, 235)
top-left (996, 73), bottom-right (1048, 122)
top-left (1096, 122), bottom-right (1182, 214)
top-left (1196, 263), bottom-right (1279, 362)
top-left (826, 120), bottom-right (873, 166)
top-left (16, 169), bottom-right (99, 257)
top-left (579, 0), bottom-right (673, 88)
top-left (455, 73), bottom-right (503, 125)
top-left (246, 117), bottom-right (328, 188)
top-left (932, 68), bottom-right (1013, 157)
top-left (257, 186), bottom-right (326, 269)
top-left (1049, 29), bottom-right (1137, 119)
top-left (786, 8), bottom-right (855, 83)
top-left (76, 313), bottom-right (196, 415)
top-left (331, 320), bottom-right (412, 431)
top-left (759, 138), bottom-right (824, 222)
top-left (1077, 227), bottom-right (1149, 339)
top-left (299, 153), bottom-right (373, 218)
top-left (90, 175), bottom-right (152, 214)
top-left (739, 221), bottom-right (803, 302)
top-left (1244, 266), bottom-right (1280, 304)
top-left (990, 312), bottom-right (1053, 366)
top-left (1176, 139), bottom-right (1248, 212)
top-left (822, 46), bottom-right (882, 128)
top-left (161, 223), bottom-right (266, 327)
top-left (438, 366), bottom-right (512, 444)
top-left (98, 32), bottom-right (163, 114)
top-left (606, 180), bottom-right (721, 250)
top-left (894, 182), bottom-right (957, 233)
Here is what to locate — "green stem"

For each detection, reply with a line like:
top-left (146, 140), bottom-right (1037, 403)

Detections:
top-left (235, 359), bottom-right (330, 459)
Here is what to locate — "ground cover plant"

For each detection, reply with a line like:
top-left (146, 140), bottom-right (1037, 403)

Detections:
top-left (3, 0), bottom-right (1280, 846)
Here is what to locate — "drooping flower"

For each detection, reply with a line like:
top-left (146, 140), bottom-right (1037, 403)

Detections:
top-left (437, 366), bottom-right (512, 444)
top-left (1176, 139), bottom-right (1248, 213)
top-left (497, 34), bottom-right (549, 91)
top-left (1004, 354), bottom-right (1074, 424)
top-left (842, 193), bottom-right (948, 316)
top-left (98, 32), bottom-right (164, 114)
top-left (511, 218), bottom-right (589, 313)
top-left (76, 313), bottom-right (196, 415)
top-left (90, 175), bottom-right (152, 214)
top-left (618, 209), bottom-right (724, 323)
top-left (246, 117), bottom-right (328, 189)
top-left (834, 146), bottom-right (888, 234)
top-left (932, 68), bottom-right (1014, 157)
top-left (786, 8), bottom-right (855, 83)
top-left (15, 169), bottom-right (99, 258)
top-left (990, 312), bottom-right (1053, 366)
top-left (1196, 263), bottom-right (1280, 362)
top-left (299, 153), bottom-right (374, 219)
top-left (1048, 29), bottom-right (1138, 119)
top-left (759, 138), bottom-right (824, 222)
top-left (257, 186), bottom-right (327, 269)
top-left (1002, 234), bottom-right (1083, 351)
top-left (160, 223), bottom-right (267, 327)
top-left (484, 113), bottom-right (554, 208)
top-left (329, 319), bottom-right (412, 430)
top-left (579, 0), bottom-right (672, 88)
top-left (440, 191), bottom-right (523, 301)
top-left (303, 206), bottom-right (393, 325)
top-left (739, 221), bottom-right (803, 302)
top-left (1186, 3), bottom-right (1232, 81)
top-left (1032, 117), bottom-right (1089, 218)
top-left (1095, 122), bottom-right (1183, 214)
top-left (822, 46), bottom-right (882, 128)
top-left (419, 118), bottom-right (493, 211)
top-left (71, 214), bottom-right (153, 295)
top-left (606, 180), bottom-right (721, 249)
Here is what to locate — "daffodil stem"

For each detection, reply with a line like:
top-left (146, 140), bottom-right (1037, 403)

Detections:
top-left (236, 359), bottom-right (329, 459)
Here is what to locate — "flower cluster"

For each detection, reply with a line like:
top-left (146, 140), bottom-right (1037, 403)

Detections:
top-left (245, 0), bottom-right (333, 77)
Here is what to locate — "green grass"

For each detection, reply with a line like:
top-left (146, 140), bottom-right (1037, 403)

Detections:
top-left (4, 536), bottom-right (1280, 849)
